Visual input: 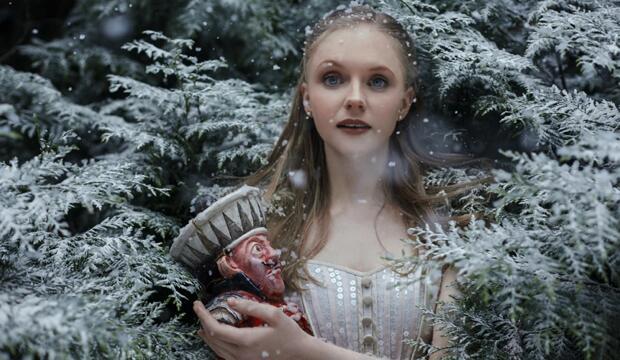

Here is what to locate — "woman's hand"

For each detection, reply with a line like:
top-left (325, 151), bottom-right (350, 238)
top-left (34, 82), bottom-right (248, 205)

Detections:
top-left (193, 298), bottom-right (312, 360)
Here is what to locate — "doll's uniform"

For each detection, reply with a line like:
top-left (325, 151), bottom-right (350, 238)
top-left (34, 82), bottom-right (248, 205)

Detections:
top-left (285, 260), bottom-right (441, 360)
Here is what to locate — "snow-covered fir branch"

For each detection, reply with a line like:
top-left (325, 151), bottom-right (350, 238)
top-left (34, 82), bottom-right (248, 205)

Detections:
top-left (398, 130), bottom-right (620, 359)
top-left (100, 30), bottom-right (285, 172)
top-left (526, 0), bottom-right (620, 102)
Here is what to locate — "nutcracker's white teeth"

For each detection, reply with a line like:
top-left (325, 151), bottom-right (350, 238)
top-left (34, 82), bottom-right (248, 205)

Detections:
top-left (265, 262), bottom-right (282, 277)
top-left (267, 267), bottom-right (281, 276)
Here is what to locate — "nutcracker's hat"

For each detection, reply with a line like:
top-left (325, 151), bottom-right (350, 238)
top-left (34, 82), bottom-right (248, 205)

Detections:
top-left (170, 185), bottom-right (267, 271)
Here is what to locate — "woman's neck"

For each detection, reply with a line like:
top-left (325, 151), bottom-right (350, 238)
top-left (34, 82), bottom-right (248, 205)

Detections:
top-left (324, 145), bottom-right (389, 214)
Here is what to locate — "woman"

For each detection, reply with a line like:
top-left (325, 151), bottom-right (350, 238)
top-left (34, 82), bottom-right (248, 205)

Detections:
top-left (193, 5), bottom-right (489, 359)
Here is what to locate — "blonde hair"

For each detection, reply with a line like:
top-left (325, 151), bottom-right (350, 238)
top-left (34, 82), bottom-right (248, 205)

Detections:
top-left (244, 5), bottom-right (492, 290)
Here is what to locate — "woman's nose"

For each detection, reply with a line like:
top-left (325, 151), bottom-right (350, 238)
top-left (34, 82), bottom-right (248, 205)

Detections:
top-left (345, 79), bottom-right (366, 112)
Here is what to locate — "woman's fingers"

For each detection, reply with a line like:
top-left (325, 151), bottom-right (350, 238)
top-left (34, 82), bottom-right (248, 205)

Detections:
top-left (198, 329), bottom-right (237, 359)
top-left (193, 301), bottom-right (219, 332)
top-left (285, 302), bottom-right (299, 313)
top-left (227, 298), bottom-right (286, 326)
top-left (197, 329), bottom-right (207, 341)
top-left (193, 301), bottom-right (245, 343)
top-left (193, 299), bottom-right (309, 359)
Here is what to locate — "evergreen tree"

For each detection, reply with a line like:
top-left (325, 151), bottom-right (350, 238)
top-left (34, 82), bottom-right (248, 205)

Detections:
top-left (0, 0), bottom-right (618, 359)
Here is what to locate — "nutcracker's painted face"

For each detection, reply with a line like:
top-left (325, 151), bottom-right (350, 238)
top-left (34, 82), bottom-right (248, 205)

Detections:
top-left (226, 234), bottom-right (284, 299)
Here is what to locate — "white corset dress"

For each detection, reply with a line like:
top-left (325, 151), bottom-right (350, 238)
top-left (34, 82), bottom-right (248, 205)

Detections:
top-left (285, 259), bottom-right (441, 360)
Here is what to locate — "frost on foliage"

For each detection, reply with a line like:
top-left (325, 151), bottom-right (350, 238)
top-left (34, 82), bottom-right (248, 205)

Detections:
top-left (18, 38), bottom-right (143, 102)
top-left (101, 31), bottom-right (285, 170)
top-left (0, 66), bottom-right (104, 139)
top-left (382, 2), bottom-right (620, 358)
top-left (175, 0), bottom-right (302, 64)
top-left (0, 131), bottom-right (167, 248)
top-left (189, 183), bottom-right (236, 215)
top-left (398, 130), bottom-right (620, 359)
top-left (5, 230), bottom-right (201, 357)
top-left (383, 0), bottom-right (619, 156)
top-left (491, 132), bottom-right (620, 279)
top-left (0, 288), bottom-right (204, 359)
top-left (479, 85), bottom-right (620, 149)
top-left (0, 131), bottom-right (205, 357)
top-left (526, 2), bottom-right (620, 102)
top-left (428, 20), bottom-right (534, 99)
top-left (424, 166), bottom-right (494, 217)
top-left (429, 0), bottom-right (540, 53)
top-left (382, 0), bottom-right (536, 97)
top-left (527, 4), bottom-right (620, 76)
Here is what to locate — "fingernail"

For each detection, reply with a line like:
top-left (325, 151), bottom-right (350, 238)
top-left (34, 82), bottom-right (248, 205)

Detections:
top-left (227, 297), bottom-right (237, 305)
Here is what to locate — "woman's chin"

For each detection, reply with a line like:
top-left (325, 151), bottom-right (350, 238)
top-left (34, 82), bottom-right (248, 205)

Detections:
top-left (329, 144), bottom-right (388, 162)
top-left (323, 134), bottom-right (388, 157)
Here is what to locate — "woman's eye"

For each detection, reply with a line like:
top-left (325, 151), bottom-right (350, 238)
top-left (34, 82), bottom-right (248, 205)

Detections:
top-left (323, 73), bottom-right (341, 87)
top-left (369, 76), bottom-right (388, 88)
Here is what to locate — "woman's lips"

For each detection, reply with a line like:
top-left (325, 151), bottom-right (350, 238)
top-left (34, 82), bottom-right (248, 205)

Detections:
top-left (336, 119), bottom-right (371, 135)
top-left (338, 127), bottom-right (371, 135)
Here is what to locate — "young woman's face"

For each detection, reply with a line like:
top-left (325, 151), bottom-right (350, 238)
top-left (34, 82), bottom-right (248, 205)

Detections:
top-left (301, 24), bottom-right (414, 158)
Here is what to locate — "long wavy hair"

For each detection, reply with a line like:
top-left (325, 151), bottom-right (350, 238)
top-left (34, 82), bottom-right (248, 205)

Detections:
top-left (244, 5), bottom-right (493, 290)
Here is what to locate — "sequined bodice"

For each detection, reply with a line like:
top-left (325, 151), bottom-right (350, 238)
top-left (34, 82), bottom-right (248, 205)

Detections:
top-left (285, 259), bottom-right (439, 359)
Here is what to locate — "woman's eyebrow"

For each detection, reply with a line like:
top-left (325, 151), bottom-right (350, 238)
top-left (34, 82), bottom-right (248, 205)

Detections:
top-left (317, 59), bottom-right (395, 75)
top-left (317, 59), bottom-right (342, 68)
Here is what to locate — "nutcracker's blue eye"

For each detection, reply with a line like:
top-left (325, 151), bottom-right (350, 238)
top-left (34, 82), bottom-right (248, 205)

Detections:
top-left (369, 76), bottom-right (388, 89)
top-left (323, 73), bottom-right (342, 87)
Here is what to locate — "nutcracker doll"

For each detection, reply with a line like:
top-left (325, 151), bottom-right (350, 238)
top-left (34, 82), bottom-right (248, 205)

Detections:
top-left (170, 185), bottom-right (312, 334)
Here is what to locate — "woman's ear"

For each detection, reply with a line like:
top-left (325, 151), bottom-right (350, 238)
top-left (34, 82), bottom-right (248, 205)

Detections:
top-left (398, 86), bottom-right (415, 121)
top-left (300, 82), bottom-right (311, 113)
